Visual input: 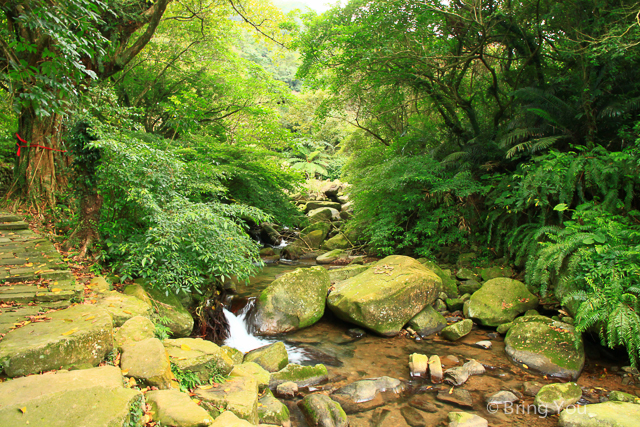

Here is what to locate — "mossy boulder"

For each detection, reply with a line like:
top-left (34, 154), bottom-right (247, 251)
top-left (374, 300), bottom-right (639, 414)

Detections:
top-left (0, 304), bottom-right (113, 377)
top-left (480, 266), bottom-right (513, 280)
top-left (609, 390), bottom-right (640, 403)
top-left (305, 201), bottom-right (342, 212)
top-left (258, 389), bottom-right (290, 425)
top-left (230, 362), bottom-right (271, 391)
top-left (94, 290), bottom-right (152, 326)
top-left (308, 208), bottom-right (333, 223)
top-left (121, 337), bottom-right (174, 389)
top-left (196, 376), bottom-right (259, 424)
top-left (316, 249), bottom-right (344, 264)
top-left (448, 411), bottom-right (488, 427)
top-left (327, 255), bottom-right (442, 336)
top-left (114, 315), bottom-right (155, 351)
top-left (456, 268), bottom-right (477, 281)
top-left (321, 233), bottom-right (353, 251)
top-left (269, 363), bottom-right (328, 389)
top-left (458, 280), bottom-right (482, 295)
top-left (253, 267), bottom-right (331, 335)
top-left (299, 394), bottom-right (348, 427)
top-left (505, 315), bottom-right (585, 380)
top-left (407, 306), bottom-right (448, 337)
top-left (331, 376), bottom-right (405, 414)
top-left (244, 342), bottom-right (288, 372)
top-left (222, 345), bottom-right (244, 365)
top-left (146, 389), bottom-right (214, 427)
top-left (129, 280), bottom-right (194, 338)
top-left (0, 366), bottom-right (142, 427)
top-left (559, 401), bottom-right (640, 426)
top-left (164, 338), bottom-right (234, 382)
top-left (440, 319), bottom-right (473, 341)
top-left (464, 278), bottom-right (538, 326)
top-left (534, 382), bottom-right (582, 414)
top-left (328, 265), bottom-right (369, 283)
top-left (417, 259), bottom-right (458, 297)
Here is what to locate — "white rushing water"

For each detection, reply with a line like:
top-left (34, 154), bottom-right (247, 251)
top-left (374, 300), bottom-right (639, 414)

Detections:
top-left (223, 305), bottom-right (309, 364)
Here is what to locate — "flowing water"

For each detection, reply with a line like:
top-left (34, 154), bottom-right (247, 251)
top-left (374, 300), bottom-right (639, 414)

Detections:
top-left (224, 263), bottom-right (640, 427)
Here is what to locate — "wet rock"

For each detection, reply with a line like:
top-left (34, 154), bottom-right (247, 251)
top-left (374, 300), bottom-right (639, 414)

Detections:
top-left (259, 389), bottom-right (290, 426)
top-left (409, 353), bottom-right (429, 377)
top-left (121, 337), bottom-right (174, 389)
top-left (409, 395), bottom-right (438, 412)
top-left (0, 366), bottom-right (142, 427)
top-left (444, 360), bottom-right (485, 386)
top-left (316, 249), bottom-right (345, 264)
top-left (300, 223), bottom-right (331, 249)
top-left (245, 342), bottom-right (289, 373)
top-left (480, 266), bottom-right (513, 281)
top-left (401, 405), bottom-right (426, 427)
top-left (429, 355), bottom-right (443, 384)
top-left (446, 297), bottom-right (465, 312)
top-left (230, 362), bottom-right (271, 391)
top-left (298, 394), bottom-right (348, 427)
top-left (222, 345), bottom-right (244, 365)
top-left (434, 299), bottom-right (448, 312)
top-left (211, 411), bottom-right (254, 427)
top-left (534, 382), bottom-right (582, 415)
top-left (458, 280), bottom-right (482, 295)
top-left (114, 315), bottom-right (155, 351)
top-left (276, 381), bottom-right (298, 398)
top-left (485, 390), bottom-right (519, 406)
top-left (447, 411), bottom-right (488, 427)
top-left (164, 338), bottom-right (234, 382)
top-left (444, 355), bottom-right (460, 365)
top-left (308, 208), bottom-right (333, 223)
top-left (464, 278), bottom-right (538, 327)
top-left (496, 322), bottom-right (512, 334)
top-left (94, 290), bottom-right (151, 326)
top-left (441, 319), bottom-right (473, 341)
top-left (346, 328), bottom-right (366, 338)
top-left (522, 381), bottom-right (543, 397)
top-left (329, 265), bottom-right (370, 283)
top-left (474, 341), bottom-right (492, 349)
top-left (437, 388), bottom-right (473, 408)
top-left (0, 304), bottom-right (113, 377)
top-left (327, 256), bottom-right (441, 336)
top-left (417, 259), bottom-right (458, 297)
top-left (456, 268), bottom-right (477, 281)
top-left (146, 389), bottom-right (214, 427)
top-left (559, 401), bottom-right (640, 426)
top-left (196, 376), bottom-right (259, 424)
top-left (322, 233), bottom-right (353, 251)
top-left (505, 315), bottom-right (585, 380)
top-left (260, 247), bottom-right (277, 257)
top-left (269, 363), bottom-right (328, 389)
top-left (253, 267), bottom-right (331, 335)
top-left (609, 390), bottom-right (640, 403)
top-left (331, 376), bottom-right (405, 413)
top-left (349, 255), bottom-right (364, 265)
top-left (407, 306), bottom-right (448, 337)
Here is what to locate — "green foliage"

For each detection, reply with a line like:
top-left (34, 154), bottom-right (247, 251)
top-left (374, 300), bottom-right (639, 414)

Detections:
top-left (153, 316), bottom-right (172, 341)
top-left (286, 139), bottom-right (332, 178)
top-left (171, 363), bottom-right (202, 393)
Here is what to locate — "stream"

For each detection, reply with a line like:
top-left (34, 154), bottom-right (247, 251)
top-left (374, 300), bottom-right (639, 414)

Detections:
top-left (223, 262), bottom-right (640, 427)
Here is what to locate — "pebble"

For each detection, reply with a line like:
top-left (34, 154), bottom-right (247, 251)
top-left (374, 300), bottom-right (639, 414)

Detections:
top-left (474, 341), bottom-right (492, 349)
top-left (437, 388), bottom-right (474, 408)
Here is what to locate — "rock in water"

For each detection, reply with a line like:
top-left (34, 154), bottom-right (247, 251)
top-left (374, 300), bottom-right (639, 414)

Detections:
top-left (135, 280), bottom-right (194, 337)
top-left (244, 342), bottom-right (289, 372)
top-left (464, 278), bottom-right (538, 327)
top-left (331, 376), bottom-right (405, 413)
top-left (444, 360), bottom-right (485, 386)
top-left (534, 382), bottom-right (582, 415)
top-left (258, 389), bottom-right (290, 426)
top-left (401, 405), bottom-right (427, 427)
top-left (0, 304), bottom-right (113, 377)
top-left (559, 401), bottom-right (640, 427)
top-left (269, 363), bottom-right (328, 389)
top-left (440, 319), bottom-right (473, 341)
top-left (429, 355), bottom-right (443, 383)
top-left (505, 315), bottom-right (585, 380)
top-left (327, 255), bottom-right (441, 336)
top-left (316, 249), bottom-right (345, 264)
top-left (253, 267), bottom-right (331, 335)
top-left (409, 353), bottom-right (429, 378)
top-left (417, 259), bottom-right (458, 297)
top-left (485, 390), bottom-right (519, 406)
top-left (328, 265), bottom-right (370, 283)
top-left (448, 412), bottom-right (488, 427)
top-left (437, 388), bottom-right (474, 408)
top-left (299, 394), bottom-right (348, 427)
top-left (407, 305), bottom-right (448, 337)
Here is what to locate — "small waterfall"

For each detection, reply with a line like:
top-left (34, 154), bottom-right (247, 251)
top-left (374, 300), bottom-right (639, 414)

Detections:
top-left (223, 304), bottom-right (309, 364)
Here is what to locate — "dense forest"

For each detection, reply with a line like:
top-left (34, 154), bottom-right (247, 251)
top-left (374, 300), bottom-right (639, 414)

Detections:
top-left (2, 0), bottom-right (640, 395)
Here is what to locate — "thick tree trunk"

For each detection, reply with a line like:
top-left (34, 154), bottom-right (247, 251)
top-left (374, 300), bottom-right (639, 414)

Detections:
top-left (8, 108), bottom-right (69, 208)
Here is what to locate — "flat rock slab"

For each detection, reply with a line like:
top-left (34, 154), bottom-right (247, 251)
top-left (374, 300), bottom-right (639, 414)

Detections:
top-left (146, 389), bottom-right (214, 427)
top-left (437, 389), bottom-right (474, 408)
top-left (0, 304), bottom-right (113, 377)
top-left (164, 338), bottom-right (234, 382)
top-left (0, 365), bottom-right (142, 427)
top-left (94, 290), bottom-right (151, 326)
top-left (331, 376), bottom-right (405, 414)
top-left (196, 376), bottom-right (259, 424)
top-left (121, 337), bottom-right (174, 389)
top-left (559, 401), bottom-right (640, 427)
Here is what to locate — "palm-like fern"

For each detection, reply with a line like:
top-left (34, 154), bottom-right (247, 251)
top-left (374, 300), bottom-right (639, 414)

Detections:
top-left (287, 139), bottom-right (332, 178)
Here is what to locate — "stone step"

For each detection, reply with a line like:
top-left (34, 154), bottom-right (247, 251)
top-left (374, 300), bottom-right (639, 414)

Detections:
top-left (0, 221), bottom-right (29, 230)
top-left (0, 213), bottom-right (21, 222)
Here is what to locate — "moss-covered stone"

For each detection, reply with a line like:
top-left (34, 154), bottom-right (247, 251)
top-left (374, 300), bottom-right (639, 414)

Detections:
top-left (0, 304), bottom-right (113, 377)
top-left (331, 376), bottom-right (405, 414)
top-left (308, 207), bottom-right (333, 223)
top-left (407, 306), bottom-right (448, 337)
top-left (258, 389), bottom-right (290, 425)
top-left (222, 345), bottom-right (244, 365)
top-left (464, 278), bottom-right (538, 326)
top-left (456, 268), bottom-right (477, 281)
top-left (327, 255), bottom-right (442, 336)
top-left (164, 338), bottom-right (234, 382)
top-left (0, 366), bottom-right (142, 427)
top-left (137, 280), bottom-right (194, 338)
top-left (121, 337), bottom-right (174, 389)
top-left (210, 411), bottom-right (254, 427)
top-left (316, 249), bottom-right (344, 264)
top-left (244, 342), bottom-right (288, 372)
top-left (253, 267), bottom-right (331, 335)
top-left (114, 315), bottom-right (155, 351)
top-left (446, 297), bottom-right (465, 311)
top-left (305, 201), bottom-right (342, 212)
top-left (321, 233), bottom-right (353, 251)
top-left (269, 363), bottom-right (328, 389)
top-left (458, 280), bottom-right (482, 295)
top-left (440, 319), bottom-right (473, 341)
top-left (94, 290), bottom-right (152, 326)
top-left (328, 265), bottom-right (370, 283)
top-left (418, 259), bottom-right (458, 297)
top-left (505, 315), bottom-right (584, 380)
top-left (480, 266), bottom-right (513, 281)
top-left (146, 389), bottom-right (214, 427)
top-left (448, 411), bottom-right (488, 427)
top-left (196, 376), bottom-right (259, 424)
top-left (559, 401), bottom-right (640, 426)
top-left (609, 390), bottom-right (640, 403)
top-left (230, 362), bottom-right (270, 391)
top-left (299, 394), bottom-right (348, 427)
top-left (534, 382), bottom-right (582, 414)
top-left (496, 322), bottom-right (513, 334)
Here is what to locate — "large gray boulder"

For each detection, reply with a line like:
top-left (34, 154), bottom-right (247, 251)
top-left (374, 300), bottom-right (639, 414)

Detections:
top-left (253, 267), bottom-right (331, 335)
top-left (327, 255), bottom-right (442, 336)
top-left (464, 278), bottom-right (538, 326)
top-left (505, 315), bottom-right (584, 380)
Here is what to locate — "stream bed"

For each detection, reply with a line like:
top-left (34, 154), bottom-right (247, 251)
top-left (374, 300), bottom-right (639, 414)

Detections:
top-left (224, 262), bottom-right (640, 427)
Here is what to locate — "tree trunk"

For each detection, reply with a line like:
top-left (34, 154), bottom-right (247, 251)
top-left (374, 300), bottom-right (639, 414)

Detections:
top-left (8, 108), bottom-right (69, 209)
top-left (66, 192), bottom-right (103, 258)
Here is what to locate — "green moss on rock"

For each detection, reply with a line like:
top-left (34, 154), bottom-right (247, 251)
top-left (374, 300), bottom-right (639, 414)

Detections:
top-left (465, 278), bottom-right (538, 326)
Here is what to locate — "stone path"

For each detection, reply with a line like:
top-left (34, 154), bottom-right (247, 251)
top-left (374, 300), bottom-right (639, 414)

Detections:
top-left (0, 211), bottom-right (81, 336)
